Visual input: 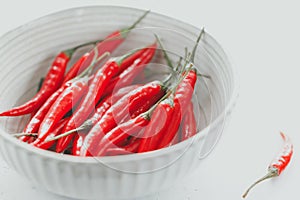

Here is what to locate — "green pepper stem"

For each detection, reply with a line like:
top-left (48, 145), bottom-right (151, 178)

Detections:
top-left (197, 73), bottom-right (211, 79)
top-left (242, 169), bottom-right (278, 198)
top-left (113, 48), bottom-right (140, 66)
top-left (44, 125), bottom-right (87, 142)
top-left (63, 39), bottom-right (101, 58)
top-left (114, 41), bottom-right (156, 66)
top-left (121, 10), bottom-right (150, 36)
top-left (175, 57), bottom-right (183, 71)
top-left (76, 49), bottom-right (110, 79)
top-left (182, 29), bottom-right (211, 79)
top-left (184, 47), bottom-right (188, 60)
top-left (190, 27), bottom-right (205, 63)
top-left (154, 34), bottom-right (174, 69)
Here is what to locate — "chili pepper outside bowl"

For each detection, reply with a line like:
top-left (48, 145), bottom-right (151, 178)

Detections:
top-left (0, 6), bottom-right (238, 199)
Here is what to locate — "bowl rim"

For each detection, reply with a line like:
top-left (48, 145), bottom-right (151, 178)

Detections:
top-left (0, 5), bottom-right (239, 164)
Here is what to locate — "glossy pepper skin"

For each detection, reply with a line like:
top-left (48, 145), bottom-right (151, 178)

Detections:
top-left (55, 60), bottom-right (120, 153)
top-left (138, 98), bottom-right (174, 153)
top-left (157, 100), bottom-right (182, 149)
top-left (95, 114), bottom-right (149, 156)
top-left (0, 11), bottom-right (150, 117)
top-left (158, 69), bottom-right (197, 149)
top-left (0, 38), bottom-right (107, 117)
top-left (21, 49), bottom-right (103, 143)
top-left (28, 77), bottom-right (46, 120)
top-left (180, 102), bottom-right (197, 141)
top-left (64, 48), bottom-right (147, 129)
top-left (63, 33), bottom-right (123, 84)
top-left (88, 84), bottom-right (142, 127)
top-left (72, 133), bottom-right (86, 156)
top-left (20, 82), bottom-right (73, 143)
top-left (64, 60), bottom-right (120, 124)
top-left (63, 10), bottom-right (150, 83)
top-left (63, 53), bottom-right (90, 84)
top-left (102, 43), bottom-right (157, 97)
top-left (33, 118), bottom-right (69, 150)
top-left (130, 92), bottom-right (164, 119)
top-left (174, 69), bottom-right (198, 110)
top-left (0, 52), bottom-right (70, 117)
top-left (55, 84), bottom-right (140, 152)
top-left (270, 132), bottom-right (293, 175)
top-left (36, 77), bottom-right (89, 144)
top-left (105, 138), bottom-right (141, 156)
top-left (80, 81), bottom-right (164, 156)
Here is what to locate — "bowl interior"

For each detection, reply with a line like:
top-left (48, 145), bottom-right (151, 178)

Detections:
top-left (0, 6), bottom-right (236, 162)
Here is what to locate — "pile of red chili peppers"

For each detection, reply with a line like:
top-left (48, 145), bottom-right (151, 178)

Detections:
top-left (1, 11), bottom-right (206, 157)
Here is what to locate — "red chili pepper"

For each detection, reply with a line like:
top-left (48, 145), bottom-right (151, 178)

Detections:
top-left (54, 62), bottom-right (119, 153)
top-left (0, 11), bottom-right (149, 117)
top-left (80, 81), bottom-right (164, 156)
top-left (27, 78), bottom-right (46, 120)
top-left (105, 148), bottom-right (130, 156)
top-left (157, 69), bottom-right (197, 149)
top-left (242, 132), bottom-right (293, 198)
top-left (157, 100), bottom-right (182, 149)
top-left (19, 82), bottom-right (72, 143)
top-left (127, 86), bottom-right (165, 119)
top-left (174, 69), bottom-right (198, 110)
top-left (105, 139), bottom-right (141, 156)
top-left (130, 92), bottom-right (165, 119)
top-left (136, 31), bottom-right (202, 151)
top-left (21, 78), bottom-right (46, 142)
top-left (0, 41), bottom-right (97, 117)
top-left (180, 102), bottom-right (197, 141)
top-left (95, 114), bottom-right (149, 156)
top-left (64, 10), bottom-right (150, 82)
top-left (58, 53), bottom-right (142, 150)
top-left (55, 84), bottom-right (140, 152)
top-left (33, 118), bottom-right (69, 150)
top-left (63, 53), bottom-right (90, 84)
top-left (71, 133), bottom-right (86, 156)
top-left (72, 93), bottom-right (148, 156)
top-left (113, 45), bottom-right (153, 79)
top-left (103, 67), bottom-right (196, 154)
top-left (92, 84), bottom-right (141, 122)
top-left (21, 51), bottom-right (106, 143)
top-left (0, 53), bottom-right (69, 116)
top-left (102, 42), bottom-right (157, 96)
top-left (138, 98), bottom-right (174, 153)
top-left (33, 50), bottom-right (107, 145)
top-left (35, 77), bottom-right (89, 144)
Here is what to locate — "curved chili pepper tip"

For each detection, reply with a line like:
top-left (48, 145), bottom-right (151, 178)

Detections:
top-left (280, 131), bottom-right (288, 140)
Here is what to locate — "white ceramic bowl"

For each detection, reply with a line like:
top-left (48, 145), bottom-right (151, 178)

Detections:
top-left (0, 6), bottom-right (238, 200)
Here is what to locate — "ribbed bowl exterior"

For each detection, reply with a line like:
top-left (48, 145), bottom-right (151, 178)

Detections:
top-left (0, 6), bottom-right (238, 199)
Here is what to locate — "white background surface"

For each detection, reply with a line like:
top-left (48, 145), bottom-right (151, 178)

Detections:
top-left (0, 0), bottom-right (299, 200)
